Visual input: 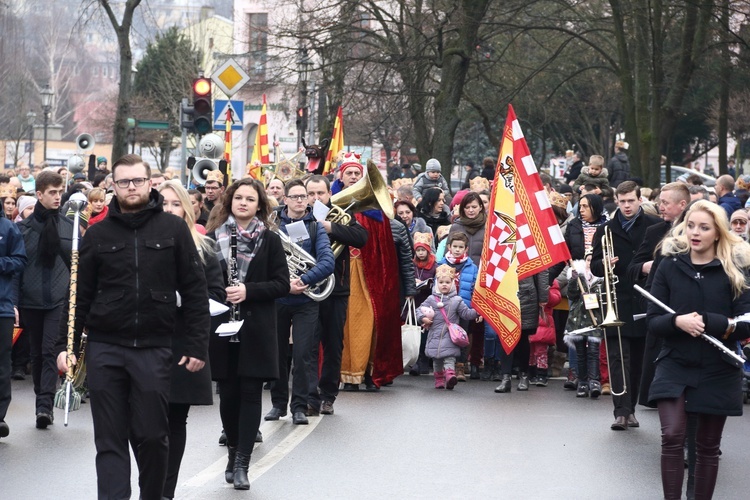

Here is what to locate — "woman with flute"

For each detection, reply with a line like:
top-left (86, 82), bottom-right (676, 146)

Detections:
top-left (647, 200), bottom-right (750, 499)
top-left (206, 178), bottom-right (290, 490)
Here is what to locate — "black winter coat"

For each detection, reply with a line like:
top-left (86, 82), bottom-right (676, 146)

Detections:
top-left (328, 213), bottom-right (368, 297)
top-left (564, 160), bottom-right (584, 185)
top-left (209, 230), bottom-right (290, 381)
top-left (590, 211), bottom-right (662, 338)
top-left (60, 192), bottom-right (210, 359)
top-left (646, 254), bottom-right (750, 415)
top-left (17, 213), bottom-right (75, 309)
top-left (607, 152), bottom-right (630, 188)
top-left (170, 249), bottom-right (225, 405)
top-left (390, 218), bottom-right (417, 298)
top-left (519, 270), bottom-right (549, 331)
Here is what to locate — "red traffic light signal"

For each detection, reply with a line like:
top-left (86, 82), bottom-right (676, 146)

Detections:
top-left (192, 77), bottom-right (213, 134)
top-left (296, 106), bottom-right (308, 131)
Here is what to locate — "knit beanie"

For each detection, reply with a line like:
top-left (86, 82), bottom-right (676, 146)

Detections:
top-left (425, 159), bottom-right (441, 173)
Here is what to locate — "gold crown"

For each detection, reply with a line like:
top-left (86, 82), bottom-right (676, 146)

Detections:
top-left (413, 232), bottom-right (433, 247)
top-left (435, 264), bottom-right (456, 280)
top-left (206, 170), bottom-right (225, 184)
top-left (470, 176), bottom-right (489, 192)
top-left (548, 191), bottom-right (567, 209)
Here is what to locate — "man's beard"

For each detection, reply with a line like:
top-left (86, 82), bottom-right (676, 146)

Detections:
top-left (118, 192), bottom-right (150, 212)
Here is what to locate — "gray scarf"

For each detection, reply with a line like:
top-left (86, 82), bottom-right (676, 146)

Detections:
top-left (215, 215), bottom-right (265, 282)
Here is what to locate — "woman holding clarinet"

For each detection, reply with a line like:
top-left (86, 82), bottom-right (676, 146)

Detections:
top-left (646, 200), bottom-right (750, 499)
top-left (206, 178), bottom-right (290, 490)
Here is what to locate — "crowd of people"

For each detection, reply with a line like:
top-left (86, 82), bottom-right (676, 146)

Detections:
top-left (1, 147), bottom-right (749, 500)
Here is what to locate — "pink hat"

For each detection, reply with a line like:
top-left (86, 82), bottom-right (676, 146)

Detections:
top-left (450, 189), bottom-right (469, 210)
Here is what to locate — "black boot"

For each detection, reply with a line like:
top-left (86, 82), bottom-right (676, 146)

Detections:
top-left (495, 374), bottom-right (511, 393)
top-left (481, 358), bottom-right (492, 381)
top-left (469, 363), bottom-right (480, 380)
top-left (528, 366), bottom-right (538, 385)
top-left (535, 368), bottom-right (548, 387)
top-left (225, 446), bottom-right (236, 483)
top-left (233, 451), bottom-right (251, 490)
top-left (491, 360), bottom-right (502, 382)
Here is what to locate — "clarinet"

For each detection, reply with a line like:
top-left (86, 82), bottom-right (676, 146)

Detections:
top-left (227, 223), bottom-right (241, 343)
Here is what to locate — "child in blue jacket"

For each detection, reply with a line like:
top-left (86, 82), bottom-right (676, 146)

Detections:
top-left (438, 232), bottom-right (480, 380)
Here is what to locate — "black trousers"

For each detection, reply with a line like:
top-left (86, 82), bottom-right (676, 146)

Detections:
top-left (309, 295), bottom-right (348, 408)
top-left (20, 306), bottom-right (63, 414)
top-left (88, 342), bottom-right (171, 500)
top-left (499, 328), bottom-right (534, 375)
top-left (271, 301), bottom-right (319, 413)
top-left (605, 334), bottom-right (645, 418)
top-left (219, 371), bottom-right (263, 456)
top-left (0, 317), bottom-right (13, 422)
top-left (11, 326), bottom-right (30, 372)
top-left (163, 403), bottom-right (191, 499)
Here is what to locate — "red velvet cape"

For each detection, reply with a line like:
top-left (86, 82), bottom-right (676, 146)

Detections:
top-left (356, 213), bottom-right (403, 387)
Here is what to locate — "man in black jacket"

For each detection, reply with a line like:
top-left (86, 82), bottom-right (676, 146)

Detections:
top-left (305, 175), bottom-right (368, 415)
top-left (56, 154), bottom-right (209, 500)
top-left (591, 181), bottom-right (661, 431)
top-left (17, 171), bottom-right (74, 430)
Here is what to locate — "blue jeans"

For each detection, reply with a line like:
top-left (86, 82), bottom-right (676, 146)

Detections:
top-left (483, 323), bottom-right (502, 361)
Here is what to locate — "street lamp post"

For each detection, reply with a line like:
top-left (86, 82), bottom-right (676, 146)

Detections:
top-left (297, 50), bottom-right (312, 151)
top-left (40, 84), bottom-right (54, 162)
top-left (26, 111), bottom-right (36, 166)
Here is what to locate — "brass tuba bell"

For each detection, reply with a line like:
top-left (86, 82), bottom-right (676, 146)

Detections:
top-left (327, 159), bottom-right (394, 257)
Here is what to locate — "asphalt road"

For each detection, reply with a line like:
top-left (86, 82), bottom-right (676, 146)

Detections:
top-left (2, 374), bottom-right (750, 499)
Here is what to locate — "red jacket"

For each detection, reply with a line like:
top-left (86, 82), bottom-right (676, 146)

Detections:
top-left (530, 280), bottom-right (561, 345)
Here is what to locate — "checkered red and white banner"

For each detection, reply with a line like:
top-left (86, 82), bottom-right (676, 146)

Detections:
top-left (473, 105), bottom-right (570, 354)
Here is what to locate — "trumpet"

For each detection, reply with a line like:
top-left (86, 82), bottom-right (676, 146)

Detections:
top-left (597, 227), bottom-right (627, 397)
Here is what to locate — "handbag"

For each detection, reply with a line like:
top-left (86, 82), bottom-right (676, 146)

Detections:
top-left (439, 304), bottom-right (470, 347)
top-left (401, 297), bottom-right (421, 369)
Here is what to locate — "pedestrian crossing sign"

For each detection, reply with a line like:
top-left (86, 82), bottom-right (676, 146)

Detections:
top-left (213, 100), bottom-right (244, 131)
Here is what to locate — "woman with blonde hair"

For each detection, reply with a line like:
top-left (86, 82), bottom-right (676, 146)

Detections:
top-left (87, 187), bottom-right (109, 226)
top-left (155, 180), bottom-right (225, 500)
top-left (647, 200), bottom-right (750, 499)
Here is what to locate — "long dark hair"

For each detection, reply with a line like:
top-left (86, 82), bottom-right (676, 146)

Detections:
top-left (416, 187), bottom-right (443, 215)
top-left (580, 194), bottom-right (604, 222)
top-left (205, 178), bottom-right (274, 232)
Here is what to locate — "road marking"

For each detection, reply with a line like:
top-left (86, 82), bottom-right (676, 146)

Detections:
top-left (180, 416), bottom-right (323, 492)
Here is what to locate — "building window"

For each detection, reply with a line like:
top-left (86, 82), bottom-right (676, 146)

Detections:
top-left (246, 13), bottom-right (267, 78)
top-left (92, 66), bottom-right (99, 76)
top-left (102, 66), bottom-right (108, 77)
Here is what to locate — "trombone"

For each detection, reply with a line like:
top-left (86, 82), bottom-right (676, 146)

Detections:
top-left (597, 227), bottom-right (628, 397)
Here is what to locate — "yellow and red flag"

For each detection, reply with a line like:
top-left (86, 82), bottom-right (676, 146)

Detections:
top-left (224, 104), bottom-right (233, 182)
top-left (249, 94), bottom-right (269, 180)
top-left (323, 106), bottom-right (344, 175)
top-left (472, 105), bottom-right (571, 354)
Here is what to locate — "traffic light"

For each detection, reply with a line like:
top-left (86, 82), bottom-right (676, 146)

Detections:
top-left (180, 98), bottom-right (194, 132)
top-left (192, 77), bottom-right (212, 135)
top-left (296, 106), bottom-right (308, 131)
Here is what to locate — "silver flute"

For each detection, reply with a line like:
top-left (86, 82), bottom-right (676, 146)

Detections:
top-left (634, 285), bottom-right (744, 366)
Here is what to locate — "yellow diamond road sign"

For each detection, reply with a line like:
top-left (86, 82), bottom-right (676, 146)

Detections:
top-left (211, 58), bottom-right (250, 97)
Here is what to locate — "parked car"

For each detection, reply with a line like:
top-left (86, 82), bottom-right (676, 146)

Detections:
top-left (660, 166), bottom-right (716, 187)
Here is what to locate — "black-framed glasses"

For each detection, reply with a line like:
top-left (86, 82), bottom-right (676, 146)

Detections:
top-left (114, 178), bottom-right (149, 189)
top-left (286, 194), bottom-right (308, 201)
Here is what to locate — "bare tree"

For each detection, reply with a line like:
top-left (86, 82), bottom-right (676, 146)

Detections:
top-left (91, 0), bottom-right (143, 162)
